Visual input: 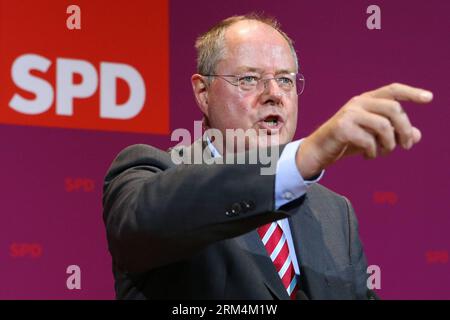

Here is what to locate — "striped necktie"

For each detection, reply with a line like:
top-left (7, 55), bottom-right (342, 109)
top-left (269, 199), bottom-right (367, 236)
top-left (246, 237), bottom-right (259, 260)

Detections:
top-left (258, 222), bottom-right (299, 299)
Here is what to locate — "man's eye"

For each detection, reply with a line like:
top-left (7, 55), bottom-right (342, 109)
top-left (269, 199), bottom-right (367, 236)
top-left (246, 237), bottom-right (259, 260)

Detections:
top-left (239, 76), bottom-right (258, 85)
top-left (277, 77), bottom-right (294, 85)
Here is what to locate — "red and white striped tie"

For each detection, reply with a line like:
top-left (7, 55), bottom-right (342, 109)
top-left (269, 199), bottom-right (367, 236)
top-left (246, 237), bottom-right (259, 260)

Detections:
top-left (258, 222), bottom-right (299, 299)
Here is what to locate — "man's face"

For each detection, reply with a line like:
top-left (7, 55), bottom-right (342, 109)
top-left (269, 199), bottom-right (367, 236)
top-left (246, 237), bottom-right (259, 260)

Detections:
top-left (206, 20), bottom-right (299, 150)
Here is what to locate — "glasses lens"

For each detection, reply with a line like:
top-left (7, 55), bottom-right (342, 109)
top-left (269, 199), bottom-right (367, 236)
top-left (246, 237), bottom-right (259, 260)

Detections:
top-left (296, 74), bottom-right (305, 95)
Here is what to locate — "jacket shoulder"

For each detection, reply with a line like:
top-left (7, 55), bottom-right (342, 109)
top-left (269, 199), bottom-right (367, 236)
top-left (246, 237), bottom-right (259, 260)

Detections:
top-left (305, 183), bottom-right (352, 219)
top-left (103, 144), bottom-right (173, 188)
top-left (307, 183), bottom-right (348, 202)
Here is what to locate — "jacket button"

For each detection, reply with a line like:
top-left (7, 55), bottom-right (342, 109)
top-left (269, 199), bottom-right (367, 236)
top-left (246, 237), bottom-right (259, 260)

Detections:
top-left (231, 202), bottom-right (242, 214)
top-left (241, 200), bottom-right (255, 212)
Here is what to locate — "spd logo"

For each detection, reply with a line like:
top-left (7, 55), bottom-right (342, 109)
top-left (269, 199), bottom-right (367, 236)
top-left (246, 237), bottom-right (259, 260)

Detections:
top-left (0, 0), bottom-right (169, 134)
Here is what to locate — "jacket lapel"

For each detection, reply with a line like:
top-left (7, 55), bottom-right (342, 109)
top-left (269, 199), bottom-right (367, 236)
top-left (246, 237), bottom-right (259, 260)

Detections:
top-left (287, 195), bottom-right (330, 298)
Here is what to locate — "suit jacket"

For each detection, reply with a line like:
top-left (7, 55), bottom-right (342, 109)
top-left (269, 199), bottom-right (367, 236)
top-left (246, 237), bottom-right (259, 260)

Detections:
top-left (102, 139), bottom-right (375, 300)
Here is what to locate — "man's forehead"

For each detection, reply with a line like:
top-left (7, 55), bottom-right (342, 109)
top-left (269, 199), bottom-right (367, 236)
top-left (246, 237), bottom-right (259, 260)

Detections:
top-left (225, 20), bottom-right (287, 47)
top-left (222, 27), bottom-right (295, 72)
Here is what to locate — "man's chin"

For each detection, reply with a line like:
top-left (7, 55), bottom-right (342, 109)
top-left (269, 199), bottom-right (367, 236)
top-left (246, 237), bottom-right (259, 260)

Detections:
top-left (254, 132), bottom-right (285, 149)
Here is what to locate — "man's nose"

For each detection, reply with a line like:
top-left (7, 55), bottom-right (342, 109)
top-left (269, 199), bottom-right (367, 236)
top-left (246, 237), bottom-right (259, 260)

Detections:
top-left (260, 78), bottom-right (283, 101)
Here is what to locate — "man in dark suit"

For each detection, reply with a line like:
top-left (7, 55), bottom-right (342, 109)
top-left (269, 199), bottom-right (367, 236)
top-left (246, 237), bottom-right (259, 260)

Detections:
top-left (102, 14), bottom-right (433, 299)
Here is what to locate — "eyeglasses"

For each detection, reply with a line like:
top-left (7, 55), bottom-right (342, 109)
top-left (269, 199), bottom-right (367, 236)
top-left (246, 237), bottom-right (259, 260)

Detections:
top-left (202, 72), bottom-right (305, 96)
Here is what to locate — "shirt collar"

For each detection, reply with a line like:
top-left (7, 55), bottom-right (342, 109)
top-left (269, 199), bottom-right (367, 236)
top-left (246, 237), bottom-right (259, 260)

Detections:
top-left (205, 134), bottom-right (222, 158)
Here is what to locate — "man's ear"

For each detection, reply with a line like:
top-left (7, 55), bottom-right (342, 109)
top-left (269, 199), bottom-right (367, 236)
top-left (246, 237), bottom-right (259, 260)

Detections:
top-left (191, 74), bottom-right (210, 117)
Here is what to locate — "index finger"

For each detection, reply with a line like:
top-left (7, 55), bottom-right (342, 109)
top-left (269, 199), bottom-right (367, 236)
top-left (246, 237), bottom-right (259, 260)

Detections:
top-left (364, 83), bottom-right (433, 104)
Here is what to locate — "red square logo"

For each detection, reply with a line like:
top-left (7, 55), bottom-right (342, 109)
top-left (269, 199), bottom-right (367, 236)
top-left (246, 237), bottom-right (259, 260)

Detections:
top-left (0, 0), bottom-right (169, 134)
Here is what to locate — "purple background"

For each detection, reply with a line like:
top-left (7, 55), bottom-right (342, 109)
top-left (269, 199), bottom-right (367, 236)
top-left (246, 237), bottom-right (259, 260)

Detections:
top-left (1, 0), bottom-right (449, 299)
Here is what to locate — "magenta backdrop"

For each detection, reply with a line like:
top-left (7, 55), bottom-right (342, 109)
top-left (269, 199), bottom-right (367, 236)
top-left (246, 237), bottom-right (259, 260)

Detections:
top-left (1, 0), bottom-right (449, 299)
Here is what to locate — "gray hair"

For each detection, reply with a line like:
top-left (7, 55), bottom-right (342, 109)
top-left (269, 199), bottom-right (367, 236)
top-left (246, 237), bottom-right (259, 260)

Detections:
top-left (194, 13), bottom-right (299, 77)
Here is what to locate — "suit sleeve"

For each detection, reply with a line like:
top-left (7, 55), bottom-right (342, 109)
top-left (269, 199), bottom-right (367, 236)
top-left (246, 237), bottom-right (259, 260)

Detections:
top-left (102, 144), bottom-right (292, 273)
top-left (343, 197), bottom-right (380, 300)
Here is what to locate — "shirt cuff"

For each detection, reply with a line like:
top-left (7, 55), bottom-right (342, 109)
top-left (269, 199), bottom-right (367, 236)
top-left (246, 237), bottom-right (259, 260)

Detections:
top-left (274, 139), bottom-right (325, 209)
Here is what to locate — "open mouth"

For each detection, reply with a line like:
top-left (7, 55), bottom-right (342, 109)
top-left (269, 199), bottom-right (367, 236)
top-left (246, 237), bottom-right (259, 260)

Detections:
top-left (263, 115), bottom-right (280, 127)
top-left (258, 114), bottom-right (284, 132)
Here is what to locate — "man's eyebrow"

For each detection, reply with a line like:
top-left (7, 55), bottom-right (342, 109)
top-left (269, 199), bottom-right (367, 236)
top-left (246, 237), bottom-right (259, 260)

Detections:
top-left (234, 66), bottom-right (296, 74)
top-left (274, 69), bottom-right (296, 75)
